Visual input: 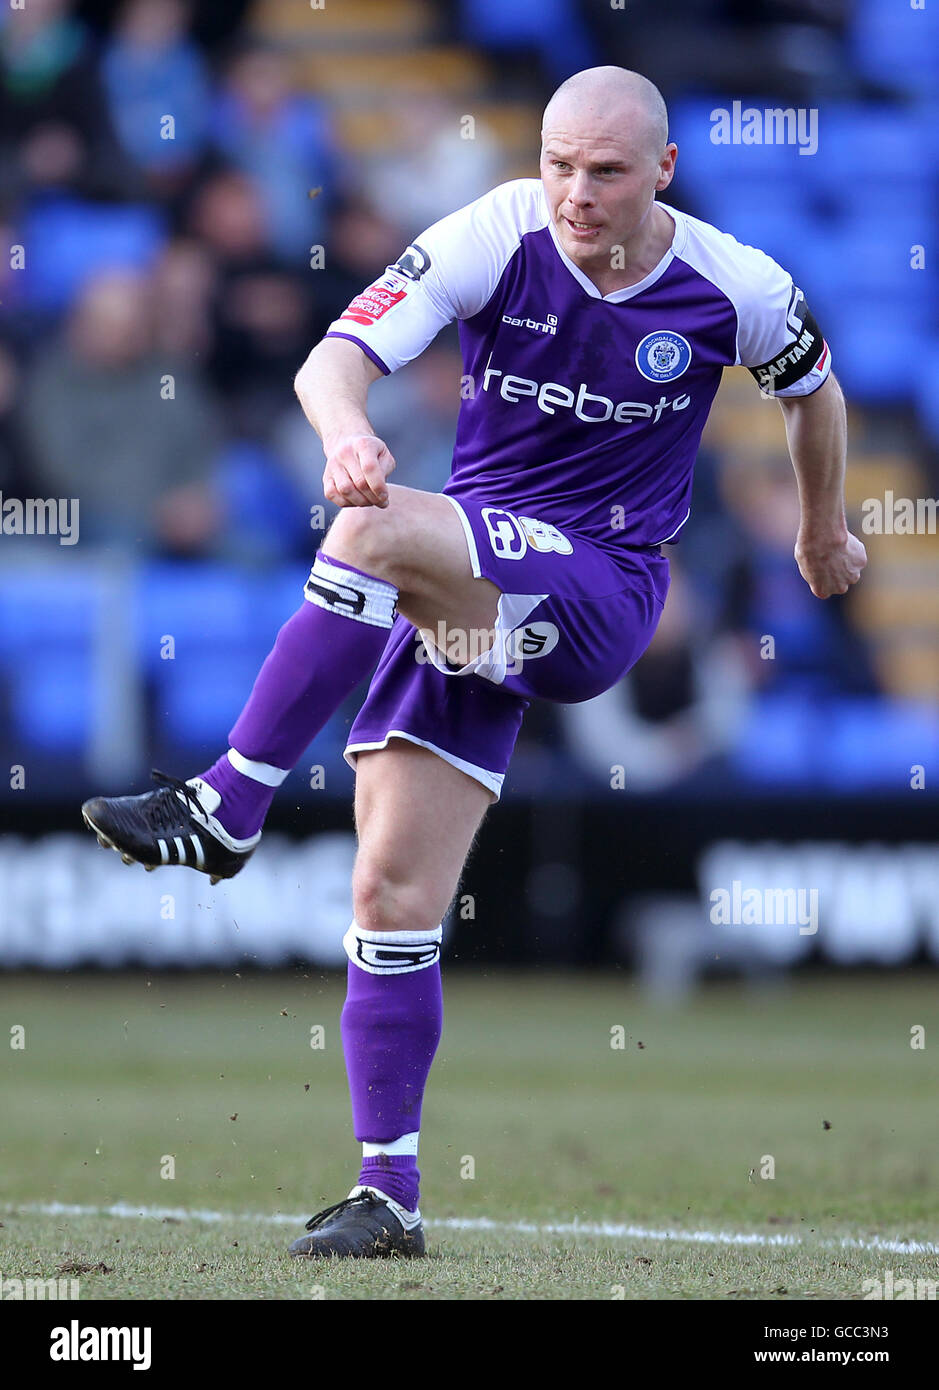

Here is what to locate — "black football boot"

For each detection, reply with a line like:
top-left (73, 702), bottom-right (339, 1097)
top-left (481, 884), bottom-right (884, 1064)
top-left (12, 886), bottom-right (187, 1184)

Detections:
top-left (82, 770), bottom-right (259, 884)
top-left (288, 1188), bottom-right (425, 1259)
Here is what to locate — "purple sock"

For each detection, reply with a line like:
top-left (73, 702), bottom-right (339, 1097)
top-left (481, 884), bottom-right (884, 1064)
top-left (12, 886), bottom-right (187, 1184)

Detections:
top-left (341, 922), bottom-right (444, 1213)
top-left (198, 754), bottom-right (277, 842)
top-left (358, 1153), bottom-right (421, 1211)
top-left (200, 553), bottom-right (397, 839)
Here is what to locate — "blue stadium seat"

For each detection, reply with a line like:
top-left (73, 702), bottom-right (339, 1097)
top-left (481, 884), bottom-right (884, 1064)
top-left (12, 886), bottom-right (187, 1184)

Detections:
top-left (215, 441), bottom-right (309, 561)
top-left (918, 100), bottom-right (939, 166)
top-left (809, 227), bottom-right (929, 306)
top-left (9, 651), bottom-right (94, 751)
top-left (811, 180), bottom-right (933, 233)
top-left (0, 566), bottom-right (99, 661)
top-left (134, 563), bottom-right (273, 671)
top-left (730, 694), bottom-right (816, 784)
top-left (137, 561), bottom-right (325, 749)
top-left (851, 0), bottom-right (939, 95)
top-left (809, 103), bottom-right (921, 184)
top-left (670, 98), bottom-right (817, 186)
top-left (153, 648), bottom-right (268, 746)
top-left (458, 0), bottom-right (597, 79)
top-left (153, 645), bottom-right (352, 760)
top-left (828, 301), bottom-right (932, 402)
top-left (22, 197), bottom-right (166, 313)
top-left (914, 335), bottom-right (939, 444)
top-left (701, 188), bottom-right (812, 268)
top-left (823, 700), bottom-right (939, 787)
top-left (731, 695), bottom-right (938, 788)
top-left (265, 565), bottom-right (309, 632)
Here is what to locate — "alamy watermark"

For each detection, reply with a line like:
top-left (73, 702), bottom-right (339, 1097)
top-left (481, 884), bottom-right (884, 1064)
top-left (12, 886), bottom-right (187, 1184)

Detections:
top-left (413, 621), bottom-right (559, 678)
top-left (50, 1321), bottom-right (151, 1369)
top-left (863, 1269), bottom-right (937, 1300)
top-left (709, 880), bottom-right (819, 934)
top-left (710, 101), bottom-right (818, 156)
top-left (860, 492), bottom-right (937, 535)
top-left (1, 1273), bottom-right (80, 1299)
top-left (0, 494), bottom-right (79, 546)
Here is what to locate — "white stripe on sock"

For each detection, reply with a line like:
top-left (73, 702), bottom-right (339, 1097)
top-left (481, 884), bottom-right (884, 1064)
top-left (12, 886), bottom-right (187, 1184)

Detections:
top-left (343, 921), bottom-right (442, 976)
top-left (362, 1132), bottom-right (420, 1158)
top-left (227, 748), bottom-right (289, 788)
top-left (304, 554), bottom-right (398, 629)
top-left (348, 1186), bottom-right (422, 1227)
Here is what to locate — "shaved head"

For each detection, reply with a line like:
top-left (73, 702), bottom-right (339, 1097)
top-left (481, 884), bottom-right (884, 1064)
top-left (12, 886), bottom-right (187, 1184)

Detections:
top-left (538, 67), bottom-right (677, 292)
top-left (542, 67), bottom-right (669, 161)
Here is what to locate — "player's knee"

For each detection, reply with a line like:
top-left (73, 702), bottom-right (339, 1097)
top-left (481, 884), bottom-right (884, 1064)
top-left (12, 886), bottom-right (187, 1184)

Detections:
top-left (352, 860), bottom-right (439, 934)
top-left (325, 507), bottom-right (399, 581)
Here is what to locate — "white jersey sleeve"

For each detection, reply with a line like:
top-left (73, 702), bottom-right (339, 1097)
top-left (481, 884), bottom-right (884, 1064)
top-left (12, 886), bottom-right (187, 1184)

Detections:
top-left (733, 245), bottom-right (831, 398)
top-left (676, 212), bottom-right (831, 398)
top-left (324, 179), bottom-right (550, 374)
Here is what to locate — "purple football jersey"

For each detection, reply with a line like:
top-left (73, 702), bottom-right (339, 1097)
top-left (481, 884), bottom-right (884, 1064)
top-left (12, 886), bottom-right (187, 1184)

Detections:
top-left (326, 179), bottom-right (830, 551)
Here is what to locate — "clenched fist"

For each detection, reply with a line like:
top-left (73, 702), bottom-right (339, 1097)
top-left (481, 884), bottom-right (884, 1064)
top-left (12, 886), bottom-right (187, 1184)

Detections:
top-left (323, 434), bottom-right (396, 508)
top-left (794, 528), bottom-right (867, 598)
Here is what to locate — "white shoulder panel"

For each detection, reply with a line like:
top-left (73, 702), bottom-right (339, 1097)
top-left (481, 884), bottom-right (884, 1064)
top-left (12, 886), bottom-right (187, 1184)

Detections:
top-left (325, 179), bottom-right (550, 374)
top-left (671, 207), bottom-right (831, 397)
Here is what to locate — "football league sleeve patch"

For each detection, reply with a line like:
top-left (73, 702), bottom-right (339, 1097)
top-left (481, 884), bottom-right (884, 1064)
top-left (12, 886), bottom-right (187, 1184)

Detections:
top-left (325, 240), bottom-right (452, 374)
top-left (324, 181), bottom-right (543, 376)
top-left (339, 243), bottom-right (434, 328)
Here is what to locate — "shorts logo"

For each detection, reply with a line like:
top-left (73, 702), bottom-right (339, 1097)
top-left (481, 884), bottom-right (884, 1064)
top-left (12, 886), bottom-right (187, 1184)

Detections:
top-left (507, 622), bottom-right (560, 661)
top-left (518, 515), bottom-right (573, 555)
top-left (482, 507), bottom-right (527, 558)
top-left (635, 331), bottom-right (692, 383)
top-left (482, 508), bottom-right (573, 560)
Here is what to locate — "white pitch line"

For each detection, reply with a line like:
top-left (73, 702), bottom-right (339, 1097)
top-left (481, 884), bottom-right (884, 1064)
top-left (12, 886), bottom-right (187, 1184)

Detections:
top-left (9, 1201), bottom-right (939, 1257)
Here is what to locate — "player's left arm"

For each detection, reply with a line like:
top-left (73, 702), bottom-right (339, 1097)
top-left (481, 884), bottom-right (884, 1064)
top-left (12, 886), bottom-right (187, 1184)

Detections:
top-left (734, 249), bottom-right (867, 599)
top-left (777, 372), bottom-right (867, 599)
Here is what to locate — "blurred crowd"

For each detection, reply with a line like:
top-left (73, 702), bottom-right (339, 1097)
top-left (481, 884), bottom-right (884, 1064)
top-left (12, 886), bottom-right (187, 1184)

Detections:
top-left (0, 0), bottom-right (497, 560)
top-left (0, 0), bottom-right (933, 795)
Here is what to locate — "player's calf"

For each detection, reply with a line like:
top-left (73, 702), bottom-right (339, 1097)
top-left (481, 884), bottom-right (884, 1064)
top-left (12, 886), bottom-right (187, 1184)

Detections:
top-left (81, 551), bottom-right (401, 878)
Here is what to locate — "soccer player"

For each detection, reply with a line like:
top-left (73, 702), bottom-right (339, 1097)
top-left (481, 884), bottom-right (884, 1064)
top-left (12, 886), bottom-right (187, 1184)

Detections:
top-left (82, 67), bottom-right (867, 1258)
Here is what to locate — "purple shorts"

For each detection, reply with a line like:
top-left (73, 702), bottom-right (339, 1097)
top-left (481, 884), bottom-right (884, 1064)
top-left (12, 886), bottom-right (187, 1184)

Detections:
top-left (345, 495), bottom-right (669, 798)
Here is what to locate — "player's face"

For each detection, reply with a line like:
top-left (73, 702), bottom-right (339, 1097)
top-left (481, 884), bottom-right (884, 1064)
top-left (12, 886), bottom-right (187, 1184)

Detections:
top-left (540, 122), bottom-right (672, 270)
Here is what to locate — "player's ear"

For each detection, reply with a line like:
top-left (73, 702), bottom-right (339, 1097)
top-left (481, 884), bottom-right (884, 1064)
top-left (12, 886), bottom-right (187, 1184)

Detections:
top-left (655, 143), bottom-right (677, 191)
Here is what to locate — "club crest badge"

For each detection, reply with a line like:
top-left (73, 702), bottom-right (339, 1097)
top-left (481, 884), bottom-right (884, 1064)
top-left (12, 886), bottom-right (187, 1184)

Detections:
top-left (635, 331), bottom-right (692, 383)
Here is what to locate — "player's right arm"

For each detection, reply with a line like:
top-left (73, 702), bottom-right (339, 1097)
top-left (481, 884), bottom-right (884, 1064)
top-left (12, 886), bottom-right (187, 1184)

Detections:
top-left (294, 337), bottom-right (395, 509)
top-left (296, 180), bottom-right (538, 509)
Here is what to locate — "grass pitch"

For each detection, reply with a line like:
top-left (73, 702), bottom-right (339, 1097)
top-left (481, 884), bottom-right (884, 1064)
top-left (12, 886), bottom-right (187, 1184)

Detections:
top-left (1, 971), bottom-right (937, 1300)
